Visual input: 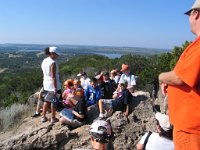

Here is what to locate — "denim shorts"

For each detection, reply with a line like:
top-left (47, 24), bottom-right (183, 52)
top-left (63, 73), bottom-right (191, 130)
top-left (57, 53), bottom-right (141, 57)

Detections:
top-left (102, 99), bottom-right (113, 110)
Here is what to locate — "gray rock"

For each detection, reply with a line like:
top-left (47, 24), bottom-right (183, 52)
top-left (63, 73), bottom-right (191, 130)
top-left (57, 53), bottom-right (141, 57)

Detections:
top-left (0, 90), bottom-right (166, 150)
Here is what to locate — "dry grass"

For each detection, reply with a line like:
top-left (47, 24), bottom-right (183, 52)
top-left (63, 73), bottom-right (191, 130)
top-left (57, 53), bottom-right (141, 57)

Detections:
top-left (0, 103), bottom-right (33, 131)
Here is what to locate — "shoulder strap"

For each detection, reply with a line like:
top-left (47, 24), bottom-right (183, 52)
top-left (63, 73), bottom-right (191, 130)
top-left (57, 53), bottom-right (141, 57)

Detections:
top-left (143, 131), bottom-right (152, 150)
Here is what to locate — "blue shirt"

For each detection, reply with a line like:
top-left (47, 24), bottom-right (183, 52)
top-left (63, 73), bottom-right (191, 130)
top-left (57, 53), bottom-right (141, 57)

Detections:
top-left (85, 85), bottom-right (101, 106)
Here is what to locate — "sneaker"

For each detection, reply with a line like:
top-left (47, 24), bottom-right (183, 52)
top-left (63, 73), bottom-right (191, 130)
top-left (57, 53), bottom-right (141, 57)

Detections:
top-left (51, 117), bottom-right (59, 123)
top-left (31, 113), bottom-right (40, 118)
top-left (99, 113), bottom-right (106, 118)
top-left (41, 116), bottom-right (48, 122)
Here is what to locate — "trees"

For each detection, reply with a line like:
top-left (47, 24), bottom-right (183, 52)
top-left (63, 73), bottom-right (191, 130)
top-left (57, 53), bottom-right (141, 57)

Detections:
top-left (0, 41), bottom-right (191, 107)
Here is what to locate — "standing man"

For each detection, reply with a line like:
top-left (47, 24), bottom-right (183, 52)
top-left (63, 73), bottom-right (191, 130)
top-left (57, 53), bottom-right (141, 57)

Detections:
top-left (41, 46), bottom-right (61, 123)
top-left (159, 0), bottom-right (200, 149)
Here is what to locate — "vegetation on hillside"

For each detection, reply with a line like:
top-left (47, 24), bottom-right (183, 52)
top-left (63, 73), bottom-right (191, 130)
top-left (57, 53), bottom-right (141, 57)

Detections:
top-left (0, 41), bottom-right (190, 108)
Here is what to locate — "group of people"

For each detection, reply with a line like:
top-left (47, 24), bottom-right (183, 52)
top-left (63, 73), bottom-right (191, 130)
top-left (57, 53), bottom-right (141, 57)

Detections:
top-left (31, 0), bottom-right (200, 149)
top-left (31, 45), bottom-right (137, 127)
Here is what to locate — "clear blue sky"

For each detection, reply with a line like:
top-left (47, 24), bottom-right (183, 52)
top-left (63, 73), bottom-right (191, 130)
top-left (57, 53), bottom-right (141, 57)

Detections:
top-left (0, 0), bottom-right (196, 49)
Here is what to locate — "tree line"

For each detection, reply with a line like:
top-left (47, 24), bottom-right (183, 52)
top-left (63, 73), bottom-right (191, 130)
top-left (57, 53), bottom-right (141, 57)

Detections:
top-left (0, 41), bottom-right (190, 107)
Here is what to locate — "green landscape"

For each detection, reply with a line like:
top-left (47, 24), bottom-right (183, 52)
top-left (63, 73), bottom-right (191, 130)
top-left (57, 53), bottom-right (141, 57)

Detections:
top-left (0, 42), bottom-right (190, 108)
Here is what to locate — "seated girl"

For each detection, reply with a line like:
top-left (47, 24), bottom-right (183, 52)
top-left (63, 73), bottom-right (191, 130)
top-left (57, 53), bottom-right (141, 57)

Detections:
top-left (62, 79), bottom-right (74, 107)
top-left (59, 88), bottom-right (87, 126)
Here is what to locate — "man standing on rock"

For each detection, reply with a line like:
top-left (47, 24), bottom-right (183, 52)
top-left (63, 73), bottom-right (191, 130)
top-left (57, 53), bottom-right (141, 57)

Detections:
top-left (159, 0), bottom-right (200, 149)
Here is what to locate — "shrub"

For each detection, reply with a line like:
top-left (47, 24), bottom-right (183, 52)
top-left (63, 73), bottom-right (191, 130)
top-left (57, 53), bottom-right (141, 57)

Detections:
top-left (0, 103), bottom-right (32, 131)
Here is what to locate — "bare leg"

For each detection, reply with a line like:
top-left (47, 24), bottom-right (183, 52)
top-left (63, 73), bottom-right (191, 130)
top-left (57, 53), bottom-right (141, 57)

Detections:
top-left (36, 99), bottom-right (41, 113)
top-left (42, 102), bottom-right (49, 117)
top-left (98, 99), bottom-right (104, 113)
top-left (59, 117), bottom-right (71, 125)
top-left (51, 103), bottom-right (56, 118)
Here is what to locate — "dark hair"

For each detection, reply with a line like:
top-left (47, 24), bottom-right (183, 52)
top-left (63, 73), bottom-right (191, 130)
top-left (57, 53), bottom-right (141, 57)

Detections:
top-left (156, 120), bottom-right (173, 140)
top-left (44, 47), bottom-right (50, 56)
top-left (90, 77), bottom-right (97, 83)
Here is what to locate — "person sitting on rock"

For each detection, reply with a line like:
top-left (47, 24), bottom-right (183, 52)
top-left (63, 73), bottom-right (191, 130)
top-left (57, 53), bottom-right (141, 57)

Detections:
top-left (136, 112), bottom-right (174, 150)
top-left (98, 79), bottom-right (132, 118)
top-left (89, 119), bottom-right (114, 150)
top-left (62, 79), bottom-right (74, 108)
top-left (59, 88), bottom-right (87, 126)
top-left (62, 79), bottom-right (74, 99)
top-left (85, 77), bottom-right (102, 106)
top-left (77, 72), bottom-right (90, 91)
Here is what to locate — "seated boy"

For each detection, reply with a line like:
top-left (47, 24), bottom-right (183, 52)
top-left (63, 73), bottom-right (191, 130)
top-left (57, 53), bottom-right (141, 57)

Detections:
top-left (98, 79), bottom-right (133, 118)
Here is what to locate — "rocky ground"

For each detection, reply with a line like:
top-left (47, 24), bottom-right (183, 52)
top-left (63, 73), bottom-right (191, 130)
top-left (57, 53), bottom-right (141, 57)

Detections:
top-left (0, 90), bottom-right (166, 150)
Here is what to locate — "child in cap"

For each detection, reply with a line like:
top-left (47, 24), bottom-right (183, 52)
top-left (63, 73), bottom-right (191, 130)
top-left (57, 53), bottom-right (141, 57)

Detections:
top-left (89, 119), bottom-right (114, 150)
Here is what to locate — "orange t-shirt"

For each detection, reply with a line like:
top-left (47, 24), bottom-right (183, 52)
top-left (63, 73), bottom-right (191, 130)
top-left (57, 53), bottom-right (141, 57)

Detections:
top-left (168, 36), bottom-right (200, 134)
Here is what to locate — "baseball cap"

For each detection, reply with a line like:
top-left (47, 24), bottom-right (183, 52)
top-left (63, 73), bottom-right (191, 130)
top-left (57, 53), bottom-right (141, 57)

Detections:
top-left (120, 64), bottom-right (129, 72)
top-left (155, 112), bottom-right (172, 131)
top-left (89, 119), bottom-right (112, 142)
top-left (77, 72), bottom-right (87, 77)
top-left (185, 0), bottom-right (200, 15)
top-left (49, 46), bottom-right (61, 56)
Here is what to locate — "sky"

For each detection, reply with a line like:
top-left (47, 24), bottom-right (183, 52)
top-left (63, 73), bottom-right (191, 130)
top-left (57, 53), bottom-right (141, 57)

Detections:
top-left (0, 0), bottom-right (196, 49)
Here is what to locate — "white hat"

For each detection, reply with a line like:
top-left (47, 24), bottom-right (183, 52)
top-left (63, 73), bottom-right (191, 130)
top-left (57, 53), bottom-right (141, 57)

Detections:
top-left (49, 46), bottom-right (61, 56)
top-left (155, 112), bottom-right (172, 131)
top-left (185, 0), bottom-right (200, 15)
top-left (89, 119), bottom-right (112, 142)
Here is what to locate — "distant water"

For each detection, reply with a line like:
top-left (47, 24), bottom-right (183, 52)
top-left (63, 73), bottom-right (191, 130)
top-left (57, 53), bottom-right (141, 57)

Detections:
top-left (15, 50), bottom-right (122, 59)
top-left (94, 52), bottom-right (122, 59)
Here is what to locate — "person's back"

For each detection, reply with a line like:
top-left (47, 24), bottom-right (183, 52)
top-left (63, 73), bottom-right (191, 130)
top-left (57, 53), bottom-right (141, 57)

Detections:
top-left (137, 112), bottom-right (174, 150)
top-left (138, 132), bottom-right (174, 150)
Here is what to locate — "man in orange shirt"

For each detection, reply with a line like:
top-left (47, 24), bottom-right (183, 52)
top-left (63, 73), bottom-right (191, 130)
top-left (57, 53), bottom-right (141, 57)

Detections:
top-left (159, 0), bottom-right (200, 149)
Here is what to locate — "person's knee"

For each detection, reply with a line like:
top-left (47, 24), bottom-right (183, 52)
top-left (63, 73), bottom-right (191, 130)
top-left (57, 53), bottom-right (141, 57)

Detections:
top-left (59, 117), bottom-right (66, 124)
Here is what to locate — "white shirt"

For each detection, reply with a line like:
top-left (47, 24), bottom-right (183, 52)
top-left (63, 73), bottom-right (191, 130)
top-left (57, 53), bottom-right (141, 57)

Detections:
top-left (80, 77), bottom-right (90, 90)
top-left (139, 132), bottom-right (174, 150)
top-left (41, 57), bottom-right (61, 91)
top-left (119, 74), bottom-right (136, 86)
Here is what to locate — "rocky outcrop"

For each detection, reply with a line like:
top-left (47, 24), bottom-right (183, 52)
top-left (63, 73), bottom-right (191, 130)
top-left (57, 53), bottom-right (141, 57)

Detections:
top-left (0, 90), bottom-right (166, 150)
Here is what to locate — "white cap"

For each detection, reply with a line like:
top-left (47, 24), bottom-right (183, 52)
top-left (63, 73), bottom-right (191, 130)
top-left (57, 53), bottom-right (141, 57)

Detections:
top-left (89, 119), bottom-right (112, 139)
top-left (185, 0), bottom-right (200, 15)
top-left (155, 112), bottom-right (172, 131)
top-left (49, 46), bottom-right (61, 56)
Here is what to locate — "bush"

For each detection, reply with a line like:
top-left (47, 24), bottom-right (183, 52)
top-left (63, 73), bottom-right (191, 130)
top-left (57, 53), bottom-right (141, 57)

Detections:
top-left (0, 103), bottom-right (32, 131)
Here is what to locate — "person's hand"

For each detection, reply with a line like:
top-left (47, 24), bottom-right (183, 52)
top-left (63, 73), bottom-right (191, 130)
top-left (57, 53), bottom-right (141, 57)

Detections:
top-left (161, 82), bottom-right (168, 96)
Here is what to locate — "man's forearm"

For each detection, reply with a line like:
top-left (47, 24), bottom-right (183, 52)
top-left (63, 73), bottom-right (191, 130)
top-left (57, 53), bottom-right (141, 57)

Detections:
top-left (159, 71), bottom-right (184, 85)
